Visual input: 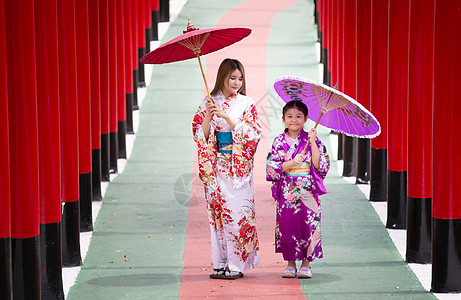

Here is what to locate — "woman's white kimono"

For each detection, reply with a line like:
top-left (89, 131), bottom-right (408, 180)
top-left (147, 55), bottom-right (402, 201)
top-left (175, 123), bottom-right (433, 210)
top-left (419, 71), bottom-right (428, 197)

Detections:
top-left (192, 91), bottom-right (261, 273)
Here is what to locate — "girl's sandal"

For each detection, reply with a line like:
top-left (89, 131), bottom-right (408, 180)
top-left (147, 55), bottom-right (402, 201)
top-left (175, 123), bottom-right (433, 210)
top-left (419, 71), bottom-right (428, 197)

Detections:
top-left (282, 267), bottom-right (297, 278)
top-left (297, 267), bottom-right (312, 278)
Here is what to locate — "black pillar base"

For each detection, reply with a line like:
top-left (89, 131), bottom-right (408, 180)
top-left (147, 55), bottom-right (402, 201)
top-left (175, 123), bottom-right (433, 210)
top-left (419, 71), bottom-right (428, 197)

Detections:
top-left (145, 28), bottom-right (152, 54)
top-left (91, 148), bottom-right (102, 201)
top-left (137, 48), bottom-right (146, 88)
top-left (79, 173), bottom-right (93, 232)
top-left (159, 0), bottom-right (169, 22)
top-left (0, 237), bottom-right (12, 300)
top-left (61, 201), bottom-right (82, 267)
top-left (386, 170), bottom-right (407, 229)
top-left (40, 223), bottom-right (64, 300)
top-left (406, 197), bottom-right (431, 263)
top-left (126, 93), bottom-right (134, 134)
top-left (342, 136), bottom-right (357, 177)
top-left (337, 133), bottom-right (343, 160)
top-left (370, 148), bottom-right (387, 201)
top-left (356, 138), bottom-right (370, 184)
top-left (151, 10), bottom-right (159, 41)
top-left (431, 218), bottom-right (461, 293)
top-left (101, 134), bottom-right (110, 182)
top-left (133, 69), bottom-right (139, 111)
top-left (118, 121), bottom-right (127, 159)
top-left (12, 236), bottom-right (40, 299)
top-left (109, 131), bottom-right (118, 174)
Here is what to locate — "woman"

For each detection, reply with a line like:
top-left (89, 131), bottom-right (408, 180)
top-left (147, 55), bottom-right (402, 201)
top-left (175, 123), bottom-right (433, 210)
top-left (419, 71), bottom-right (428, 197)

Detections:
top-left (192, 58), bottom-right (261, 279)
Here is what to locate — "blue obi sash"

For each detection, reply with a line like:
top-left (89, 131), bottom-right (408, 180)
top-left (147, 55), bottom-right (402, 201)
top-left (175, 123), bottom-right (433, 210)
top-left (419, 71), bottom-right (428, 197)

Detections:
top-left (215, 131), bottom-right (233, 153)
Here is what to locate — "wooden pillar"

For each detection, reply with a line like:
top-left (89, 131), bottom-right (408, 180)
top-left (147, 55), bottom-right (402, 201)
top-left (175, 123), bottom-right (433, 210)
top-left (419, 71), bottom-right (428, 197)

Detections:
top-left (406, 0), bottom-right (434, 264)
top-left (88, 0), bottom-right (103, 201)
top-left (369, 0), bottom-right (388, 202)
top-left (5, 0), bottom-right (41, 297)
top-left (34, 0), bottom-right (65, 297)
top-left (75, 0), bottom-right (94, 233)
top-left (386, 0), bottom-right (409, 229)
top-left (431, 0), bottom-right (461, 293)
top-left (57, 0), bottom-right (82, 266)
top-left (99, 0), bottom-right (111, 182)
top-left (0, 0), bottom-right (12, 297)
top-left (341, 0), bottom-right (357, 178)
top-left (355, 0), bottom-right (372, 184)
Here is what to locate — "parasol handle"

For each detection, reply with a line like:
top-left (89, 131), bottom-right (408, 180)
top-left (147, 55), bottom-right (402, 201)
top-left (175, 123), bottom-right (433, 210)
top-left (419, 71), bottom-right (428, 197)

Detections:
top-left (301, 109), bottom-right (326, 156)
top-left (196, 54), bottom-right (215, 104)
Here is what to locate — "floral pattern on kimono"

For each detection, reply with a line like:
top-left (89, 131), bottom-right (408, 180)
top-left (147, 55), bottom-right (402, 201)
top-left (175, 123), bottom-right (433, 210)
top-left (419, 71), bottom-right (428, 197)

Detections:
top-left (192, 91), bottom-right (261, 273)
top-left (266, 129), bottom-right (330, 262)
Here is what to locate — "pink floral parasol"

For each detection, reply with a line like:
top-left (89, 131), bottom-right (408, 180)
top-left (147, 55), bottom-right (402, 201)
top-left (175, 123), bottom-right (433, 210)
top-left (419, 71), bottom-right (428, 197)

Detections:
top-left (273, 76), bottom-right (381, 139)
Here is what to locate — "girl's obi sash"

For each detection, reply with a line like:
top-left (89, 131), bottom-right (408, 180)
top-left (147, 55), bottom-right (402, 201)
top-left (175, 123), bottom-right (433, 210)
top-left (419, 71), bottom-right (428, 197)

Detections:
top-left (285, 162), bottom-right (311, 177)
top-left (215, 131), bottom-right (233, 154)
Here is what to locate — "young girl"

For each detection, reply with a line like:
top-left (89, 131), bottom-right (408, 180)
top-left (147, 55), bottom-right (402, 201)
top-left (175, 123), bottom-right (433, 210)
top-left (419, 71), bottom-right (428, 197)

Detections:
top-left (192, 58), bottom-right (261, 279)
top-left (266, 100), bottom-right (330, 278)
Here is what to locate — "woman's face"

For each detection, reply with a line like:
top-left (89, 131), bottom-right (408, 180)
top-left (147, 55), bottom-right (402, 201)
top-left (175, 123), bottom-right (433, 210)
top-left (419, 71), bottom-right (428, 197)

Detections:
top-left (283, 107), bottom-right (308, 133)
top-left (222, 69), bottom-right (243, 98)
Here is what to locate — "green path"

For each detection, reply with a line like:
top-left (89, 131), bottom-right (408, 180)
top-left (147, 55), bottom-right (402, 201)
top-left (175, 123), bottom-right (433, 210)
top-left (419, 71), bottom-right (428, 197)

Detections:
top-left (68, 0), bottom-right (435, 299)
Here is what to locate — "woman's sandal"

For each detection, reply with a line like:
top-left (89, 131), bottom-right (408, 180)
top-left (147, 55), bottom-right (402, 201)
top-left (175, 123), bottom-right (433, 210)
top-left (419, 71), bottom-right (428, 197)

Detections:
top-left (297, 267), bottom-right (312, 278)
top-left (221, 270), bottom-right (244, 280)
top-left (209, 268), bottom-right (226, 279)
top-left (282, 267), bottom-right (297, 278)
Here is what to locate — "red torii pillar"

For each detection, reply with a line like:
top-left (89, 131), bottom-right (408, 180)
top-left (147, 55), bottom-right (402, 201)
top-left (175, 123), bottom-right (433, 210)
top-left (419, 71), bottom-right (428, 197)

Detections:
top-left (369, 0), bottom-right (388, 202)
top-left (99, 0), bottom-right (111, 182)
top-left (341, 0), bottom-right (357, 178)
top-left (124, 0), bottom-right (135, 136)
top-left (318, 0), bottom-right (325, 71)
top-left (355, 0), bottom-right (372, 185)
top-left (88, 0), bottom-right (103, 201)
top-left (0, 0), bottom-right (12, 297)
top-left (117, 0), bottom-right (127, 159)
top-left (406, 0), bottom-right (434, 264)
top-left (144, 0), bottom-right (153, 54)
top-left (151, 0), bottom-right (160, 41)
top-left (132, 0), bottom-right (140, 111)
top-left (75, 0), bottom-right (94, 232)
top-left (137, 0), bottom-right (147, 88)
top-left (336, 0), bottom-right (345, 161)
top-left (35, 0), bottom-right (64, 297)
top-left (432, 0), bottom-right (461, 293)
top-left (328, 0), bottom-right (336, 88)
top-left (58, 0), bottom-right (82, 267)
top-left (324, 0), bottom-right (332, 86)
top-left (5, 0), bottom-right (41, 297)
top-left (386, 0), bottom-right (409, 229)
top-left (109, 0), bottom-right (119, 174)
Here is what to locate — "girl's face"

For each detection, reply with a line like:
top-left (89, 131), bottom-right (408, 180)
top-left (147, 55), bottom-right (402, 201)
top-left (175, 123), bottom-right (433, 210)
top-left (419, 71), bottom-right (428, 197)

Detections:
top-left (223, 69), bottom-right (243, 98)
top-left (283, 107), bottom-right (308, 133)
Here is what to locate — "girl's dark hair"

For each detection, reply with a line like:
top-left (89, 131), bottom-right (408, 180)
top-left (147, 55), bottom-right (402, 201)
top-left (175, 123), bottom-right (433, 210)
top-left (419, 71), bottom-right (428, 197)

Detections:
top-left (211, 58), bottom-right (246, 96)
top-left (282, 100), bottom-right (308, 117)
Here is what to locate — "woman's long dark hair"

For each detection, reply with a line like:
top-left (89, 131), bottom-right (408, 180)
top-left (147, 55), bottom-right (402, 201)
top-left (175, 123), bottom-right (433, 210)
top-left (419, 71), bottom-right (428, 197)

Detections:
top-left (211, 58), bottom-right (246, 96)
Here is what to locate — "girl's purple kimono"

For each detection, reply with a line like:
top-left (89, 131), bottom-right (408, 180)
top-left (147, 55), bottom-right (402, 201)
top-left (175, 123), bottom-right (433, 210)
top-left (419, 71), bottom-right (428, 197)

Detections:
top-left (266, 129), bottom-right (330, 262)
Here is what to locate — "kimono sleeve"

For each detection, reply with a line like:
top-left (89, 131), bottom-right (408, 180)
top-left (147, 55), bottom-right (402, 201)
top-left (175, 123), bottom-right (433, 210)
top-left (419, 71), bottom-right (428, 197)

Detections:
top-left (313, 137), bottom-right (330, 179)
top-left (266, 136), bottom-right (284, 182)
top-left (192, 102), bottom-right (218, 190)
top-left (232, 100), bottom-right (262, 161)
top-left (231, 99), bottom-right (262, 188)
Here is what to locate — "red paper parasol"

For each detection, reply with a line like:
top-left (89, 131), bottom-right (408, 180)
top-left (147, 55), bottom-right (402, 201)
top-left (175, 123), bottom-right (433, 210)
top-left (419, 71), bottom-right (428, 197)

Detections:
top-left (140, 19), bottom-right (251, 100)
